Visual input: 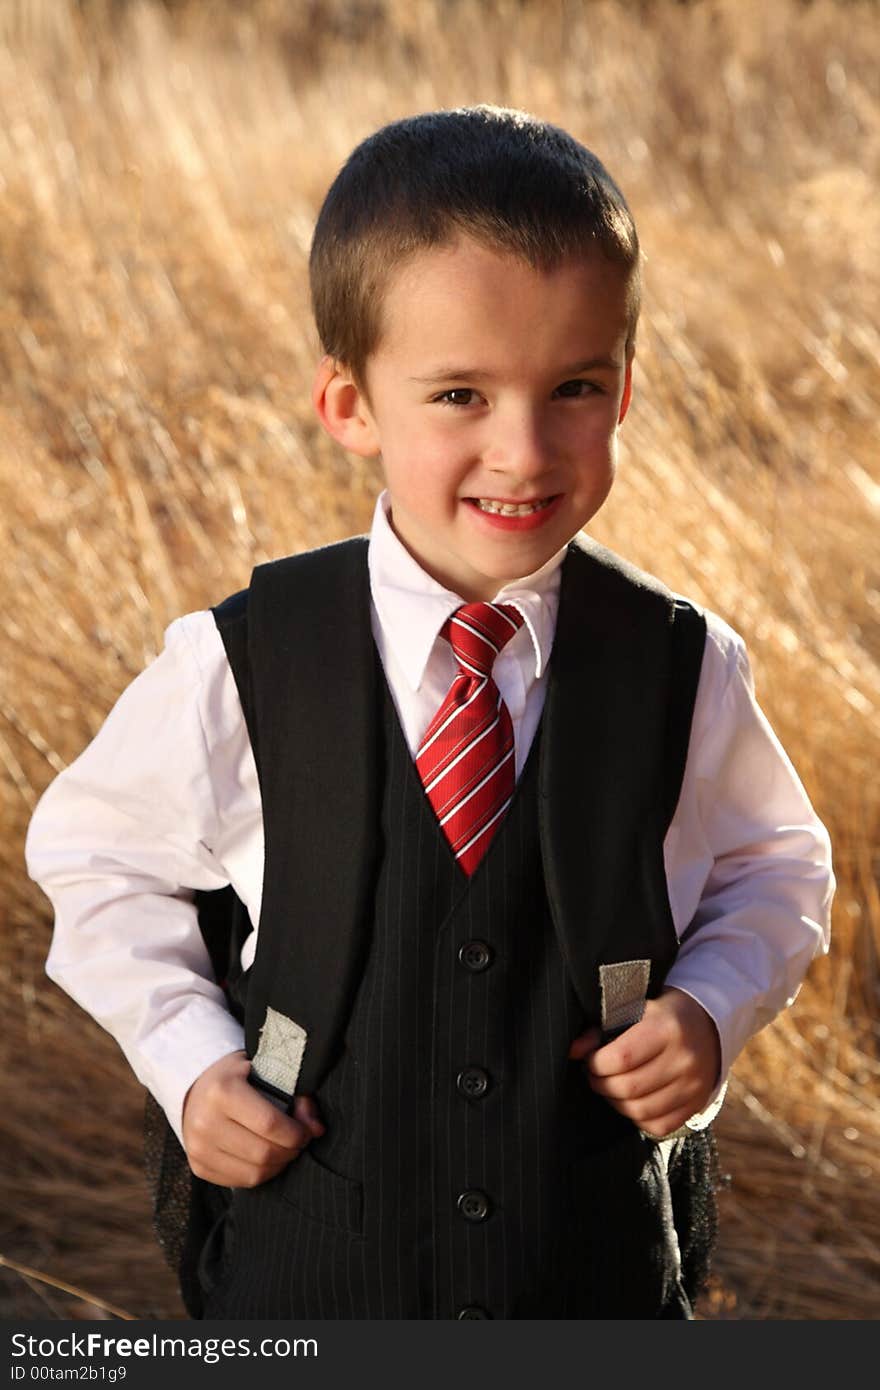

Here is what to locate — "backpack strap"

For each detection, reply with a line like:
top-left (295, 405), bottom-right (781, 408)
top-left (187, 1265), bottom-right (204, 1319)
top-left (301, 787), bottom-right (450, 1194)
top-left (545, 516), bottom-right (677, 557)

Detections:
top-left (538, 536), bottom-right (707, 1019)
top-left (662, 598), bottom-right (707, 833)
top-left (211, 536), bottom-right (381, 1099)
top-left (198, 586), bottom-right (256, 1008)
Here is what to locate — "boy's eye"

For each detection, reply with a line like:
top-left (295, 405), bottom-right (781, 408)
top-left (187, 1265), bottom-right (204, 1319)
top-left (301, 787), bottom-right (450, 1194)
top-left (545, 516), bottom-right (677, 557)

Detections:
top-left (434, 388), bottom-right (480, 406)
top-left (554, 379), bottom-right (598, 399)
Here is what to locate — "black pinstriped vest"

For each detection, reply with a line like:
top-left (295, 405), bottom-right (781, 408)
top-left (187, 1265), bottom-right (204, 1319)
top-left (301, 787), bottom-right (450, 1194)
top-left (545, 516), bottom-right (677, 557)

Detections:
top-left (193, 534), bottom-right (716, 1319)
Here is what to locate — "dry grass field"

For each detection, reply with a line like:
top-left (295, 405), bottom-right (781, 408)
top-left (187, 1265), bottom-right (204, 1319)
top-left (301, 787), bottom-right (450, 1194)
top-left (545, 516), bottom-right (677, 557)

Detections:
top-left (1, 0), bottom-right (878, 1320)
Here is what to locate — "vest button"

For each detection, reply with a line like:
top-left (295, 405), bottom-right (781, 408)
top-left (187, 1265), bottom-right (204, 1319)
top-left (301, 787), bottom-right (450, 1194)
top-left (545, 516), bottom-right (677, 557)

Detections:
top-left (457, 1067), bottom-right (490, 1099)
top-left (458, 939), bottom-right (493, 972)
top-left (457, 1189), bottom-right (490, 1222)
top-left (457, 1305), bottom-right (491, 1319)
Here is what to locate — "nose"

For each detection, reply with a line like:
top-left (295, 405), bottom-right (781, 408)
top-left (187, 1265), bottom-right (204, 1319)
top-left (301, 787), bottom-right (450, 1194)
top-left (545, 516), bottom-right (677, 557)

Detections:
top-left (485, 404), bottom-right (554, 484)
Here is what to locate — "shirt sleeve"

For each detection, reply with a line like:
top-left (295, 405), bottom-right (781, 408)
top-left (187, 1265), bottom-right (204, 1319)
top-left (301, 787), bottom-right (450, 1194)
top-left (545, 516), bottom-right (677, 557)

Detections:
top-left (24, 612), bottom-right (249, 1146)
top-left (662, 610), bottom-right (834, 1125)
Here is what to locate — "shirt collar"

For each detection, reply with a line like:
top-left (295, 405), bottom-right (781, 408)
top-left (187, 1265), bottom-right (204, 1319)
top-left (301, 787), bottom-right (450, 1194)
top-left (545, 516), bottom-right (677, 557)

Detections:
top-left (367, 490), bottom-right (564, 691)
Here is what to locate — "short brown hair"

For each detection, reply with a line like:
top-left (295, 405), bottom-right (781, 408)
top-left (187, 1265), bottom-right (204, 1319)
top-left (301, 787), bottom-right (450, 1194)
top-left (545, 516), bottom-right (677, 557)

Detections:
top-left (309, 105), bottom-right (640, 388)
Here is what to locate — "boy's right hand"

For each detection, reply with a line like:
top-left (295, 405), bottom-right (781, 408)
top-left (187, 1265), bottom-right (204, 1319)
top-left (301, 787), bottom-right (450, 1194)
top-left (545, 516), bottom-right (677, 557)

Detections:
top-left (181, 1049), bottom-right (325, 1188)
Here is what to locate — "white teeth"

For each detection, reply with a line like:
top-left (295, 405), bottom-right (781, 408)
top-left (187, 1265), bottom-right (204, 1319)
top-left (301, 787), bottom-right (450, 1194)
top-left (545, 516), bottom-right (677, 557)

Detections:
top-left (474, 498), bottom-right (552, 515)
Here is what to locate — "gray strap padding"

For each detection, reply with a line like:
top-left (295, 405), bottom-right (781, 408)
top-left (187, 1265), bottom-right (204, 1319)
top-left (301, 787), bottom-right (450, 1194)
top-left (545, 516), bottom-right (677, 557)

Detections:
top-left (599, 959), bottom-right (650, 1036)
top-left (249, 1007), bottom-right (308, 1108)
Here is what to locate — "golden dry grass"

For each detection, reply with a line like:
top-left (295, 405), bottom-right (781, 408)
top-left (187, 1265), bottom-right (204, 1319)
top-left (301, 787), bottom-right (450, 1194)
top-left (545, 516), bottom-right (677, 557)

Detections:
top-left (1, 0), bottom-right (878, 1320)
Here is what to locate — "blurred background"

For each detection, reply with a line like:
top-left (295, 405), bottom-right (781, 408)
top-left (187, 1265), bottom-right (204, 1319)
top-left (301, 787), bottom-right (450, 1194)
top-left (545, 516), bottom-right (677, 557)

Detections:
top-left (1, 0), bottom-right (878, 1320)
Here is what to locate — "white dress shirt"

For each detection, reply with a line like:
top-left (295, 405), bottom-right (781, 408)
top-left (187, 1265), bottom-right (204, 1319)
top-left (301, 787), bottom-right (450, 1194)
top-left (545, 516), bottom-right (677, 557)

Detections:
top-left (25, 492), bottom-right (834, 1148)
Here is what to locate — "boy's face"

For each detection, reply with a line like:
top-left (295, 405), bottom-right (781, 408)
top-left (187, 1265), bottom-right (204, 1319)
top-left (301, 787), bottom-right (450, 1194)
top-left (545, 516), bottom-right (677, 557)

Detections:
top-left (318, 235), bottom-right (633, 601)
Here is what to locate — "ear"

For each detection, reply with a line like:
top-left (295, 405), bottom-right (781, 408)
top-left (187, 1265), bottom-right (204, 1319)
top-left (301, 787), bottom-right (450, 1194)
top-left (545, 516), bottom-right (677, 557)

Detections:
top-left (617, 351), bottom-right (634, 426)
top-left (311, 355), bottom-right (381, 458)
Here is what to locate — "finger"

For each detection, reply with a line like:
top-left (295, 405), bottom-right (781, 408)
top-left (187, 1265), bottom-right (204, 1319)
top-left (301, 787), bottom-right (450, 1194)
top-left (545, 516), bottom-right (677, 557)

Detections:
top-left (586, 1049), bottom-right (685, 1103)
top-left (188, 1108), bottom-right (316, 1186)
top-left (597, 1077), bottom-right (700, 1135)
top-left (292, 1093), bottom-right (326, 1137)
top-left (221, 1077), bottom-right (316, 1149)
top-left (186, 1117), bottom-right (306, 1178)
top-left (568, 1027), bottom-right (601, 1061)
top-left (638, 1115), bottom-right (690, 1141)
top-left (586, 1022), bottom-right (666, 1080)
top-left (222, 1090), bottom-right (327, 1155)
top-left (637, 1101), bottom-right (696, 1139)
top-left (191, 1145), bottom-right (301, 1189)
top-left (211, 1112), bottom-right (313, 1166)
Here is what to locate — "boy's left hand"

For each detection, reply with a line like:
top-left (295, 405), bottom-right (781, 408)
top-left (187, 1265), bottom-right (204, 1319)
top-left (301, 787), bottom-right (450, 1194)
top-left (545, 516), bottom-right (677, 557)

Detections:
top-left (568, 987), bottom-right (721, 1138)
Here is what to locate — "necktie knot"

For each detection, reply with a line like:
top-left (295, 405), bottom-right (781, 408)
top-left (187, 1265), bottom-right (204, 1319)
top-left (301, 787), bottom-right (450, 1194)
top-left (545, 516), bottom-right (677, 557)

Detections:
top-left (442, 602), bottom-right (524, 680)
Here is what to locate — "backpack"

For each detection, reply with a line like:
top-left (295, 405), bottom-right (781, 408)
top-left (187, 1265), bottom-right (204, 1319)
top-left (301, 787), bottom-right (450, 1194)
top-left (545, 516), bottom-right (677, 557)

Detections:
top-left (142, 884), bottom-right (251, 1318)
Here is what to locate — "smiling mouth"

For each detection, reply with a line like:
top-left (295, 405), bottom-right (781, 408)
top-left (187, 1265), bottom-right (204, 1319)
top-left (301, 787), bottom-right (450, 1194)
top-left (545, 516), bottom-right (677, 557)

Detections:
top-left (469, 496), bottom-right (558, 516)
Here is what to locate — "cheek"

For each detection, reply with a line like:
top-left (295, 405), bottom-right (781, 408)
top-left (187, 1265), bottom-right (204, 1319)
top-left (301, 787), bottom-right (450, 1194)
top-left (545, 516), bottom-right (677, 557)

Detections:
top-left (386, 451), bottom-right (454, 517)
top-left (566, 419), bottom-right (615, 460)
top-left (581, 405), bottom-right (620, 441)
top-left (568, 428), bottom-right (618, 499)
top-left (408, 436), bottom-right (470, 498)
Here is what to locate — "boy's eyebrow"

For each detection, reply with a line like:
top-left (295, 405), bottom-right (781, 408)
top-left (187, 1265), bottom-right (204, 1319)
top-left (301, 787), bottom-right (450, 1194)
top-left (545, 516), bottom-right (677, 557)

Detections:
top-left (410, 356), bottom-right (621, 385)
top-left (557, 356), bottom-right (621, 375)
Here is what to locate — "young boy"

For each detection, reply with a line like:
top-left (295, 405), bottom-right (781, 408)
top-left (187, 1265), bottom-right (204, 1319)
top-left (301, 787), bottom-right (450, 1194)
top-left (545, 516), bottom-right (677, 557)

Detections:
top-left (25, 106), bottom-right (833, 1321)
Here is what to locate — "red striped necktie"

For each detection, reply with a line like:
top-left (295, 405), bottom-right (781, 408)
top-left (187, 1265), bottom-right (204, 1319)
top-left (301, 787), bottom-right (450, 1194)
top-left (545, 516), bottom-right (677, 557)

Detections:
top-left (416, 602), bottom-right (525, 876)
